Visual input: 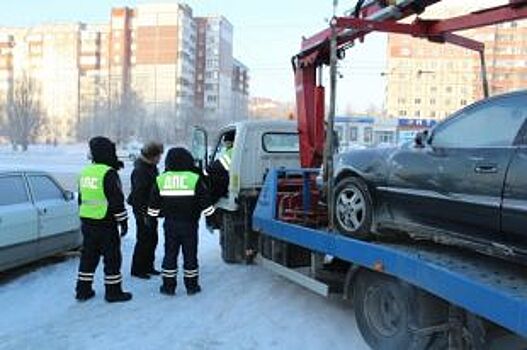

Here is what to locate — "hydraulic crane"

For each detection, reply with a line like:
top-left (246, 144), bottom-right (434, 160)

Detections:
top-left (294, 0), bottom-right (527, 169)
top-left (292, 0), bottom-right (527, 228)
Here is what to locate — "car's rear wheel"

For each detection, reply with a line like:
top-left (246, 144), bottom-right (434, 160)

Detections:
top-left (334, 177), bottom-right (373, 239)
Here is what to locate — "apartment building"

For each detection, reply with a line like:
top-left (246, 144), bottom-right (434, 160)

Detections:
top-left (385, 1), bottom-right (527, 120)
top-left (131, 3), bottom-right (196, 137)
top-left (0, 32), bottom-right (14, 130)
top-left (79, 24), bottom-right (108, 125)
top-left (195, 16), bottom-right (233, 125)
top-left (0, 4), bottom-right (248, 143)
top-left (1, 24), bottom-right (82, 142)
top-left (231, 59), bottom-right (249, 121)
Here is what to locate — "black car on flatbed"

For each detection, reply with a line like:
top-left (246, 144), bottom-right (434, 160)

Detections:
top-left (333, 90), bottom-right (527, 261)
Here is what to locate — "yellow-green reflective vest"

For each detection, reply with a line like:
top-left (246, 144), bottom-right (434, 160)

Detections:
top-left (157, 171), bottom-right (199, 197)
top-left (79, 164), bottom-right (111, 219)
top-left (219, 147), bottom-right (233, 171)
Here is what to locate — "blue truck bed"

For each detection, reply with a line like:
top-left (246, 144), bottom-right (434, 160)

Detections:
top-left (252, 169), bottom-right (527, 338)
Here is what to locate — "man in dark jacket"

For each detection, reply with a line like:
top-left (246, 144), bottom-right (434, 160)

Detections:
top-left (128, 142), bottom-right (164, 279)
top-left (75, 136), bottom-right (132, 303)
top-left (147, 148), bottom-right (215, 296)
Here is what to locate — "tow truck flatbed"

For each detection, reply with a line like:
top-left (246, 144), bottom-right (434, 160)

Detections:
top-left (253, 169), bottom-right (527, 340)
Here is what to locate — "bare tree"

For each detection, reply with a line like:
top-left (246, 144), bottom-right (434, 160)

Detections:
top-left (6, 73), bottom-right (46, 151)
top-left (77, 84), bottom-right (146, 145)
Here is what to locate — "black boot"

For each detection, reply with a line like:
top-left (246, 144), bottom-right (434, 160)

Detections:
top-left (159, 277), bottom-right (176, 296)
top-left (184, 277), bottom-right (201, 296)
top-left (187, 285), bottom-right (202, 296)
top-left (149, 269), bottom-right (161, 276)
top-left (75, 280), bottom-right (95, 302)
top-left (105, 283), bottom-right (133, 303)
top-left (131, 271), bottom-right (151, 280)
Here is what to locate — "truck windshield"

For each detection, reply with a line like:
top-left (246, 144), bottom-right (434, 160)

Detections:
top-left (262, 133), bottom-right (299, 153)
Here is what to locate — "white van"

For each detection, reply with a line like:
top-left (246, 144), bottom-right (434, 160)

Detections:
top-left (192, 120), bottom-right (300, 263)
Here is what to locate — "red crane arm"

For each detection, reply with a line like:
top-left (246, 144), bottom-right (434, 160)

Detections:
top-left (294, 0), bottom-right (527, 169)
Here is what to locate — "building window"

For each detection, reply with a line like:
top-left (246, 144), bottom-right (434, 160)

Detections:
top-left (430, 98), bottom-right (436, 105)
top-left (399, 110), bottom-right (407, 116)
top-left (461, 99), bottom-right (468, 106)
top-left (415, 98), bottom-right (421, 105)
top-left (374, 131), bottom-right (395, 145)
top-left (446, 86), bottom-right (453, 93)
top-left (350, 127), bottom-right (358, 142)
top-left (364, 127), bottom-right (373, 144)
top-left (415, 110), bottom-right (421, 117)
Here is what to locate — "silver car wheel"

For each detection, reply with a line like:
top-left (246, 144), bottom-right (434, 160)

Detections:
top-left (336, 185), bottom-right (366, 232)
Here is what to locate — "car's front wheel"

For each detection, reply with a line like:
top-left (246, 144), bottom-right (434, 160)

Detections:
top-left (334, 177), bottom-right (373, 239)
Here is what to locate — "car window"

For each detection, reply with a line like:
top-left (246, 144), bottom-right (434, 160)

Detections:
top-left (28, 176), bottom-right (65, 202)
top-left (0, 176), bottom-right (29, 206)
top-left (432, 94), bottom-right (527, 148)
top-left (262, 133), bottom-right (300, 153)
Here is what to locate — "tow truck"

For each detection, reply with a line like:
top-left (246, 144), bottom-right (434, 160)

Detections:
top-left (193, 1), bottom-right (527, 348)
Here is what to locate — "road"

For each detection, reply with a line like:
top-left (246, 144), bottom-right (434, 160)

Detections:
top-left (0, 145), bottom-right (370, 350)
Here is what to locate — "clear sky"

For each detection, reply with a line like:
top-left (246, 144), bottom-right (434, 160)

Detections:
top-left (0, 0), bottom-right (389, 113)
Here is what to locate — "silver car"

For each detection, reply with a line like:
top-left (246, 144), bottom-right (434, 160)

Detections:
top-left (0, 171), bottom-right (81, 272)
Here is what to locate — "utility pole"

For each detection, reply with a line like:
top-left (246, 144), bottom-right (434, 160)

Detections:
top-left (326, 0), bottom-right (338, 230)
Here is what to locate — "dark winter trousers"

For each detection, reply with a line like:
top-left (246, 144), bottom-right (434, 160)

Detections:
top-left (131, 210), bottom-right (158, 274)
top-left (76, 222), bottom-right (123, 292)
top-left (161, 219), bottom-right (199, 291)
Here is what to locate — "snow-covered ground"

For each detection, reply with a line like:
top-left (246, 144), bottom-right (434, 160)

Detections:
top-left (0, 145), bottom-right (370, 350)
top-left (0, 144), bottom-right (133, 192)
top-left (0, 220), bottom-right (369, 350)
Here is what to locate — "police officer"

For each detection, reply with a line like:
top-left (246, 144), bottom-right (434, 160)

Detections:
top-left (203, 130), bottom-right (235, 232)
top-left (147, 147), bottom-right (215, 296)
top-left (128, 142), bottom-right (164, 279)
top-left (205, 130), bottom-right (234, 203)
top-left (75, 136), bottom-right (132, 303)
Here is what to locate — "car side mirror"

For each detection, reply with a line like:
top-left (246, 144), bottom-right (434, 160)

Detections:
top-left (414, 130), bottom-right (429, 148)
top-left (64, 190), bottom-right (75, 202)
top-left (191, 127), bottom-right (209, 169)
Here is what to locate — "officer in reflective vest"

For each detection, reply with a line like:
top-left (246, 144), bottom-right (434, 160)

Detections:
top-left (147, 147), bottom-right (215, 296)
top-left (75, 136), bottom-right (132, 303)
top-left (205, 130), bottom-right (234, 203)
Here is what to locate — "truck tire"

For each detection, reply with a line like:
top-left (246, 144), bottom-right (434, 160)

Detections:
top-left (220, 212), bottom-right (244, 264)
top-left (334, 177), bottom-right (373, 240)
top-left (353, 269), bottom-right (442, 350)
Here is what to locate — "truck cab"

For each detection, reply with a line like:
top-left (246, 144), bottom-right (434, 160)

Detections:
top-left (192, 119), bottom-right (300, 263)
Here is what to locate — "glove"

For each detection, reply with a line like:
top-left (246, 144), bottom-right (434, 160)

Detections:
top-left (119, 220), bottom-right (128, 237)
top-left (205, 215), bottom-right (216, 234)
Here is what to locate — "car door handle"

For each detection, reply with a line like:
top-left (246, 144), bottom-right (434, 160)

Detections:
top-left (474, 164), bottom-right (498, 174)
top-left (38, 208), bottom-right (48, 215)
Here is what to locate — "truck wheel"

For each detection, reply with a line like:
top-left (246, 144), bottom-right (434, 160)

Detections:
top-left (334, 177), bottom-right (373, 239)
top-left (220, 213), bottom-right (243, 264)
top-left (354, 270), bottom-right (423, 350)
